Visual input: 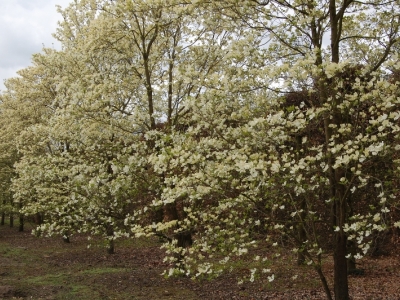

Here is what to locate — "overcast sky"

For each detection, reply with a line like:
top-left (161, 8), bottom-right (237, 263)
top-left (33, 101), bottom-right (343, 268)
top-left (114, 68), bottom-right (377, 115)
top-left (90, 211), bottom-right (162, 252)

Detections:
top-left (0, 0), bottom-right (72, 92)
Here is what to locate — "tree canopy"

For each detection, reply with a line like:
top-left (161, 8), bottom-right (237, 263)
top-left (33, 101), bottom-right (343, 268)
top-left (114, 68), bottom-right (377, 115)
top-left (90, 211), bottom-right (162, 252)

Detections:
top-left (1, 1), bottom-right (400, 299)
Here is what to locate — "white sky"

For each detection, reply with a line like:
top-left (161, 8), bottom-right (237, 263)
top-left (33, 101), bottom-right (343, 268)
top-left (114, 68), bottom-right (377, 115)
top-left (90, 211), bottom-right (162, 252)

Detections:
top-left (0, 0), bottom-right (72, 92)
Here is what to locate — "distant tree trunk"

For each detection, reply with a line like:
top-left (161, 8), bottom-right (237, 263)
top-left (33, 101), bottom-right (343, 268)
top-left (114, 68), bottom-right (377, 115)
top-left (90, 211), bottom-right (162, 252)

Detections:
top-left (18, 202), bottom-right (24, 232)
top-left (176, 230), bottom-right (193, 249)
top-left (297, 227), bottom-right (306, 265)
top-left (164, 202), bottom-right (192, 264)
top-left (106, 225), bottom-right (115, 254)
top-left (107, 239), bottom-right (115, 254)
top-left (63, 231), bottom-right (70, 243)
top-left (34, 212), bottom-right (43, 225)
top-left (1, 198), bottom-right (5, 225)
top-left (9, 214), bottom-right (13, 228)
top-left (18, 214), bottom-right (24, 232)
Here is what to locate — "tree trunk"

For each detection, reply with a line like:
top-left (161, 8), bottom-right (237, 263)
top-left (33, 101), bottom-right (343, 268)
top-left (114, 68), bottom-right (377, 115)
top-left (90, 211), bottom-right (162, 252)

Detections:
top-left (63, 232), bottom-right (70, 243)
top-left (18, 202), bottom-right (24, 232)
top-left (175, 230), bottom-right (192, 266)
top-left (176, 231), bottom-right (192, 249)
top-left (18, 214), bottom-right (24, 232)
top-left (164, 201), bottom-right (192, 265)
top-left (297, 225), bottom-right (306, 265)
top-left (107, 226), bottom-right (115, 254)
top-left (9, 214), bottom-right (13, 228)
top-left (333, 180), bottom-right (350, 300)
top-left (107, 239), bottom-right (115, 255)
top-left (1, 212), bottom-right (5, 225)
top-left (315, 265), bottom-right (333, 300)
top-left (333, 231), bottom-right (349, 300)
top-left (35, 212), bottom-right (43, 225)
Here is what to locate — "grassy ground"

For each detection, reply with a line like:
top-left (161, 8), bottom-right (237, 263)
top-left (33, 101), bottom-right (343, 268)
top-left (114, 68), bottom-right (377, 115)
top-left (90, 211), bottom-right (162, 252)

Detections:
top-left (0, 221), bottom-right (399, 299)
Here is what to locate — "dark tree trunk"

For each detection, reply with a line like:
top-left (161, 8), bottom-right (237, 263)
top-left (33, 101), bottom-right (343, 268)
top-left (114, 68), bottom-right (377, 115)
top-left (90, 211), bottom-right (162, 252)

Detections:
top-left (18, 202), bottom-right (24, 232)
top-left (107, 239), bottom-right (115, 255)
top-left (333, 231), bottom-right (349, 300)
top-left (35, 212), bottom-right (43, 225)
top-left (175, 230), bottom-right (192, 266)
top-left (164, 201), bottom-right (192, 265)
top-left (1, 212), bottom-right (5, 225)
top-left (164, 203), bottom-right (178, 222)
top-left (107, 226), bottom-right (115, 254)
top-left (333, 178), bottom-right (350, 300)
top-left (297, 226), bottom-right (306, 265)
top-left (9, 214), bottom-right (13, 228)
top-left (63, 232), bottom-right (70, 243)
top-left (18, 214), bottom-right (24, 232)
top-left (176, 231), bottom-right (192, 249)
top-left (315, 265), bottom-right (333, 300)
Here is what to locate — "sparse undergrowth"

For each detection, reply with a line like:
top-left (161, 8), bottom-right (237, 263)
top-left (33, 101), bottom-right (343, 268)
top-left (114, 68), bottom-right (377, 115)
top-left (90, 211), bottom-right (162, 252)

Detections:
top-left (0, 223), bottom-right (399, 299)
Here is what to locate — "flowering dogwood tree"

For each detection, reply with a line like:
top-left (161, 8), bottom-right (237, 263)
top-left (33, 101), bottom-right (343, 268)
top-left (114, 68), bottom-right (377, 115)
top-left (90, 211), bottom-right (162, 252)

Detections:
top-left (5, 0), bottom-right (242, 252)
top-left (0, 49), bottom-right (61, 231)
top-left (144, 1), bottom-right (400, 300)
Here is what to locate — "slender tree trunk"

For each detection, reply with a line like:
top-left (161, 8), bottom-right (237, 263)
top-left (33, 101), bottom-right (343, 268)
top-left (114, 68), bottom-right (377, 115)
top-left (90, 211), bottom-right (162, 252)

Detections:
top-left (18, 202), bottom-right (24, 232)
top-left (1, 198), bottom-right (5, 225)
top-left (35, 212), bottom-right (43, 225)
top-left (167, 61), bottom-right (174, 126)
top-left (315, 265), bottom-right (333, 300)
top-left (297, 226), bottom-right (306, 265)
top-left (63, 231), bottom-right (70, 243)
top-left (107, 239), bottom-right (115, 254)
top-left (9, 214), bottom-right (13, 228)
top-left (18, 214), bottom-right (24, 232)
top-left (107, 225), bottom-right (115, 254)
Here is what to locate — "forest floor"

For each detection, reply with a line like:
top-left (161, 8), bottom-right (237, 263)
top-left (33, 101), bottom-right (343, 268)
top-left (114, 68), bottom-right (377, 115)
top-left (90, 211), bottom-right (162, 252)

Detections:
top-left (0, 222), bottom-right (399, 300)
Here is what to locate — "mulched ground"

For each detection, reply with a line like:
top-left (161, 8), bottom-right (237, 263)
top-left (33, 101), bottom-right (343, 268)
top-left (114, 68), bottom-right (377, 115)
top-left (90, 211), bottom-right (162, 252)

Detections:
top-left (0, 224), bottom-right (399, 299)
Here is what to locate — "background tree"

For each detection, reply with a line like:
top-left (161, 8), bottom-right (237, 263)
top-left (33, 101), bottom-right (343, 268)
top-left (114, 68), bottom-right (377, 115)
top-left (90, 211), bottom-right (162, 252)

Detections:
top-left (0, 49), bottom-right (60, 231)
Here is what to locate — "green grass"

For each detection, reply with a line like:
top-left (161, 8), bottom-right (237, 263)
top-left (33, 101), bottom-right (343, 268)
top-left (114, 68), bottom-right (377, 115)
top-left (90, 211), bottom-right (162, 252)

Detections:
top-left (80, 267), bottom-right (126, 275)
top-left (26, 273), bottom-right (68, 285)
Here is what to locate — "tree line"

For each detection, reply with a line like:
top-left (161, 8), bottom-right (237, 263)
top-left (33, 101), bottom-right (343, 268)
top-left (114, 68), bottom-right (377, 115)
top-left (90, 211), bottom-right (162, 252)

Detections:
top-left (1, 1), bottom-right (400, 299)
